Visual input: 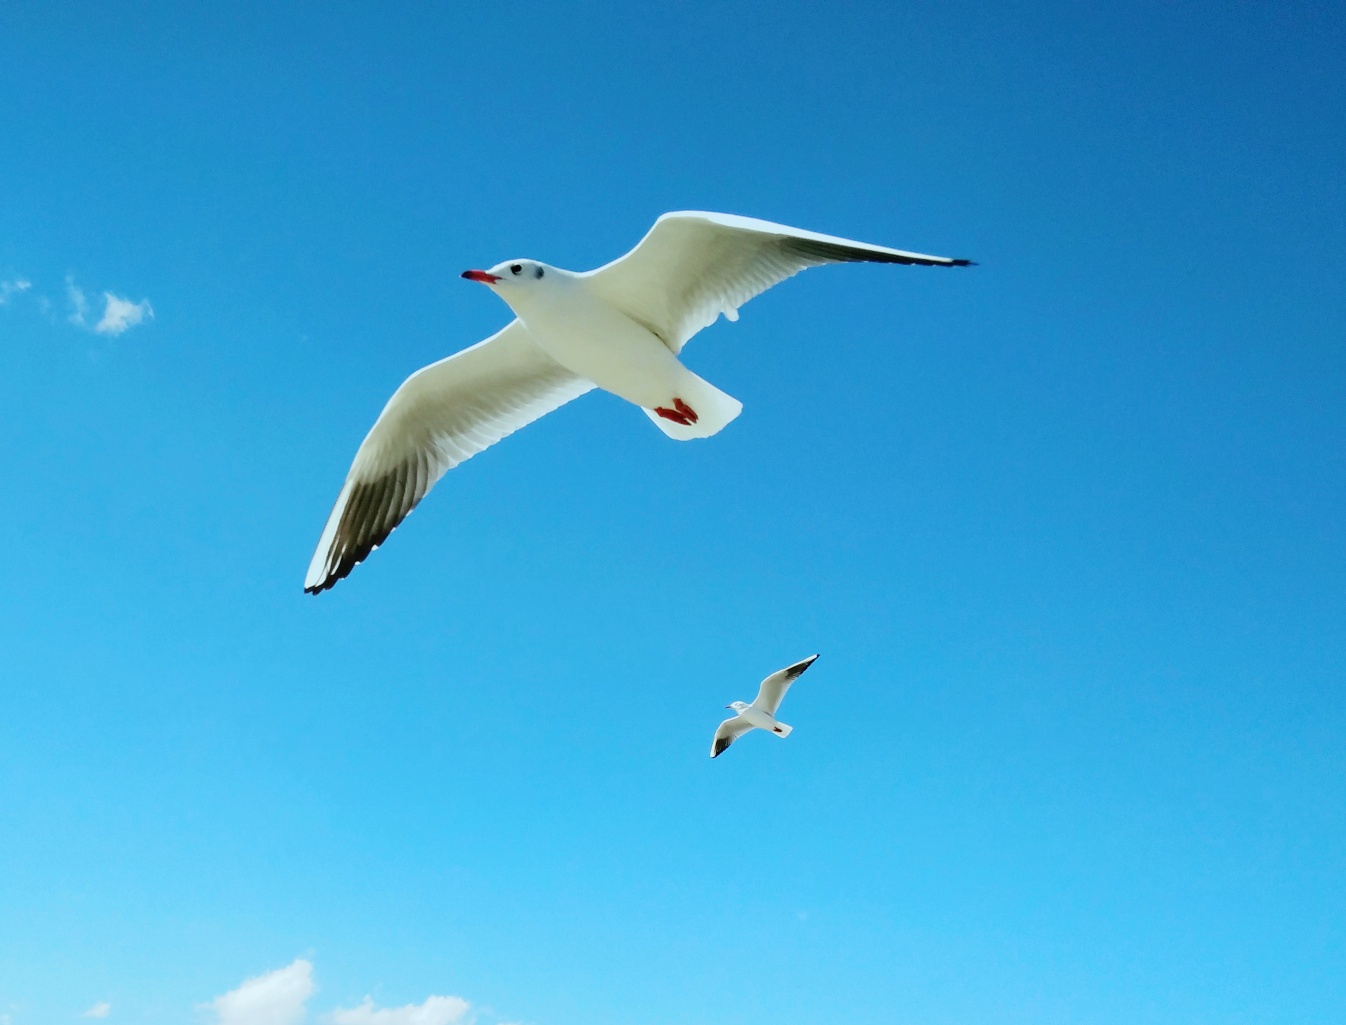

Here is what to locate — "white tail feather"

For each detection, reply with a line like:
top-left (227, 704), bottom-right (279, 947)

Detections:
top-left (642, 371), bottom-right (742, 440)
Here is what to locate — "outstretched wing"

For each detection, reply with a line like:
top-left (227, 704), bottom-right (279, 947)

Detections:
top-left (584, 211), bottom-right (973, 353)
top-left (305, 321), bottom-right (594, 593)
top-left (710, 716), bottom-right (756, 759)
top-left (751, 654), bottom-right (819, 717)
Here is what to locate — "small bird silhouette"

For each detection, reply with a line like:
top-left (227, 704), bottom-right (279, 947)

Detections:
top-left (711, 654), bottom-right (819, 758)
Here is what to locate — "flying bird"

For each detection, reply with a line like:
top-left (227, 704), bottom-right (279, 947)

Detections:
top-left (305, 211), bottom-right (972, 593)
top-left (710, 654), bottom-right (819, 758)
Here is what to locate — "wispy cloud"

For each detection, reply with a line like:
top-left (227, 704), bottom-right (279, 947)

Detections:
top-left (2, 274), bottom-right (154, 339)
top-left (331, 995), bottom-right (471, 1025)
top-left (0, 278), bottom-right (31, 305)
top-left (207, 959), bottom-right (315, 1025)
top-left (64, 276), bottom-right (153, 335)
top-left (82, 1002), bottom-right (111, 1019)
top-left (197, 959), bottom-right (491, 1025)
top-left (66, 277), bottom-right (90, 327)
top-left (95, 292), bottom-right (153, 335)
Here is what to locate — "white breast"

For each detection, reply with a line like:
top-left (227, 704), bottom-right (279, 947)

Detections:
top-left (513, 282), bottom-right (694, 410)
top-left (738, 706), bottom-right (780, 732)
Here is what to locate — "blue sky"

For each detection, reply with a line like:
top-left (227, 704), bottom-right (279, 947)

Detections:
top-left (2, 1), bottom-right (1345, 1022)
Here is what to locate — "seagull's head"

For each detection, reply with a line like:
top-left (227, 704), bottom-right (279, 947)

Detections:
top-left (727, 700), bottom-right (750, 712)
top-left (461, 260), bottom-right (558, 304)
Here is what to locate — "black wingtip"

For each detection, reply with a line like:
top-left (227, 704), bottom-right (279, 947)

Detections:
top-left (786, 653), bottom-right (820, 679)
top-left (950, 258), bottom-right (976, 267)
top-left (303, 471), bottom-right (421, 597)
top-left (303, 558), bottom-right (356, 595)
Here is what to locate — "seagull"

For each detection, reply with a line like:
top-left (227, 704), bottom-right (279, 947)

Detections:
top-left (305, 211), bottom-right (973, 593)
top-left (710, 654), bottom-right (819, 758)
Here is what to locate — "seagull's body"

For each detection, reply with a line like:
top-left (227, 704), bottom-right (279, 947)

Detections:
top-left (710, 654), bottom-right (819, 758)
top-left (492, 266), bottom-right (743, 440)
top-left (305, 212), bottom-right (972, 593)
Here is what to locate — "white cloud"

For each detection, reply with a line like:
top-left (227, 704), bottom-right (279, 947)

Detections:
top-left (331, 995), bottom-right (471, 1025)
top-left (208, 959), bottom-right (315, 1025)
top-left (60, 277), bottom-right (154, 335)
top-left (82, 1002), bottom-right (111, 1018)
top-left (95, 292), bottom-right (153, 335)
top-left (2, 275), bottom-right (153, 336)
top-left (0, 278), bottom-right (30, 305)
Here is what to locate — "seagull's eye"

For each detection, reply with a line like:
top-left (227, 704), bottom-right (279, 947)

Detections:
top-left (510, 264), bottom-right (522, 275)
top-left (535, 267), bottom-right (544, 279)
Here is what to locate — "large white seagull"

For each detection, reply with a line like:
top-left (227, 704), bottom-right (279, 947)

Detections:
top-left (305, 211), bottom-right (972, 593)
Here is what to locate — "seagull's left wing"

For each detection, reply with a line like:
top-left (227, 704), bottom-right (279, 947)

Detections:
top-left (710, 716), bottom-right (755, 759)
top-left (584, 211), bottom-right (973, 354)
top-left (751, 654), bottom-right (819, 717)
top-left (305, 321), bottom-right (594, 594)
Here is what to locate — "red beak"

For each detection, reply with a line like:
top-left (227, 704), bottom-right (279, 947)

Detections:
top-left (461, 269), bottom-right (501, 284)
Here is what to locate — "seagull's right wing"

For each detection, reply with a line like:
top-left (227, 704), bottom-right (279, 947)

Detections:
top-left (304, 320), bottom-right (594, 594)
top-left (585, 211), bottom-right (973, 353)
top-left (751, 654), bottom-right (819, 717)
top-left (710, 716), bottom-right (756, 759)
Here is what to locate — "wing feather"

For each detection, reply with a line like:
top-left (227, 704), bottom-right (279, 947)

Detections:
top-left (304, 320), bottom-right (595, 593)
top-left (710, 716), bottom-right (756, 759)
top-left (585, 211), bottom-right (972, 353)
top-left (751, 654), bottom-right (819, 717)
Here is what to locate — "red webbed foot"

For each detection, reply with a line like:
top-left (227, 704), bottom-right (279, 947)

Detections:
top-left (672, 397), bottom-right (699, 423)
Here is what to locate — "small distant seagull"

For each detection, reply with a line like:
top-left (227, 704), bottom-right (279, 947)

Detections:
top-left (305, 211), bottom-right (973, 593)
top-left (710, 654), bottom-right (819, 758)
